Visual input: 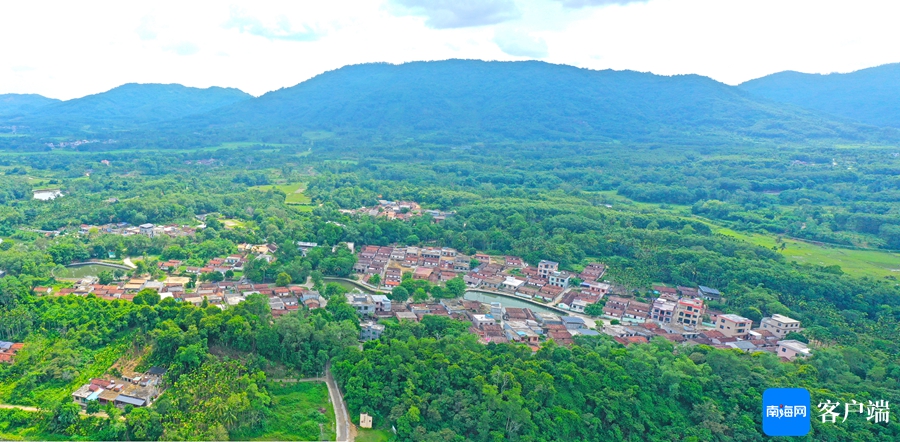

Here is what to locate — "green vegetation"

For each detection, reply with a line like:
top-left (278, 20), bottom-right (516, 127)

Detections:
top-left (336, 323), bottom-right (900, 441)
top-left (356, 428), bottom-right (392, 442)
top-left (718, 228), bottom-right (900, 279)
top-left (236, 382), bottom-right (335, 441)
top-left (252, 183), bottom-right (312, 205)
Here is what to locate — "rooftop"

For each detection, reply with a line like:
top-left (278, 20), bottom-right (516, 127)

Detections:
top-left (720, 314), bottom-right (751, 323)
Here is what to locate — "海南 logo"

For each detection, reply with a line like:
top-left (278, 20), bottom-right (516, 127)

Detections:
top-left (763, 388), bottom-right (811, 436)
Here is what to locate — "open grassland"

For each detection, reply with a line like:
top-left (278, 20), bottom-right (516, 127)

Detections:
top-left (356, 428), bottom-right (392, 442)
top-left (718, 228), bottom-right (900, 279)
top-left (595, 190), bottom-right (900, 280)
top-left (252, 183), bottom-right (313, 205)
top-left (235, 381), bottom-right (336, 441)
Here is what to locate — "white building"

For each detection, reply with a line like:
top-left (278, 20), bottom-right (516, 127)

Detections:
top-left (360, 321), bottom-right (385, 341)
top-left (371, 294), bottom-right (392, 313)
top-left (139, 223), bottom-right (155, 237)
top-left (472, 314), bottom-right (497, 329)
top-left (548, 271), bottom-right (570, 288)
top-left (776, 340), bottom-right (811, 360)
top-left (347, 294), bottom-right (376, 316)
top-left (760, 314), bottom-right (802, 338)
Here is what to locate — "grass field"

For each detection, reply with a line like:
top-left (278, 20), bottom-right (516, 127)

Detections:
top-left (592, 190), bottom-right (900, 280)
top-left (207, 141), bottom-right (294, 149)
top-left (222, 219), bottom-right (246, 229)
top-left (718, 228), bottom-right (900, 279)
top-left (239, 382), bottom-right (336, 441)
top-left (252, 183), bottom-right (313, 206)
top-left (356, 428), bottom-right (392, 442)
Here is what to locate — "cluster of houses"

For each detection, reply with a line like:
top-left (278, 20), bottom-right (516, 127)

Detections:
top-left (600, 285), bottom-right (720, 326)
top-left (356, 295), bottom-right (597, 351)
top-left (41, 270), bottom-right (323, 315)
top-left (40, 276), bottom-right (177, 301)
top-left (466, 260), bottom-right (609, 306)
top-left (601, 292), bottom-right (810, 360)
top-left (71, 367), bottom-right (165, 409)
top-left (0, 341), bottom-right (24, 364)
top-left (353, 244), bottom-right (610, 313)
top-left (468, 305), bottom-right (599, 351)
top-left (78, 222), bottom-right (197, 239)
top-left (340, 200), bottom-right (455, 222)
top-left (160, 243), bottom-right (279, 276)
top-left (353, 245), bottom-right (471, 287)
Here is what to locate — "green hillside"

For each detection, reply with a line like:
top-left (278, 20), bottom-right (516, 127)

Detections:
top-left (0, 94), bottom-right (60, 117)
top-left (202, 60), bottom-right (888, 143)
top-left (4, 84), bottom-right (251, 134)
top-left (740, 63), bottom-right (900, 128)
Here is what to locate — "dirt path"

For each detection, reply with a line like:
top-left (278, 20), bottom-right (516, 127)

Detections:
top-left (0, 403), bottom-right (113, 419)
top-left (268, 377), bottom-right (325, 383)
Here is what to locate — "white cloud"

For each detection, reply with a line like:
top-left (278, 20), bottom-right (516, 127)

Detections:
top-left (165, 42), bottom-right (200, 56)
top-left (0, 0), bottom-right (898, 99)
top-left (136, 16), bottom-right (158, 40)
top-left (554, 0), bottom-right (649, 8)
top-left (494, 28), bottom-right (548, 58)
top-left (389, 0), bottom-right (521, 29)
top-left (223, 8), bottom-right (324, 41)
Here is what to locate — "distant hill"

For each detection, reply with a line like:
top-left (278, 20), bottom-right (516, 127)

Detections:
top-left (5, 84), bottom-right (251, 133)
top-left (5, 60), bottom-right (897, 143)
top-left (740, 63), bottom-right (900, 128)
top-left (198, 60), bottom-right (887, 143)
top-left (0, 94), bottom-right (60, 117)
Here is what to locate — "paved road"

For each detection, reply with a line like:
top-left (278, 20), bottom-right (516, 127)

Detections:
top-left (324, 363), bottom-right (353, 442)
top-left (122, 257), bottom-right (137, 269)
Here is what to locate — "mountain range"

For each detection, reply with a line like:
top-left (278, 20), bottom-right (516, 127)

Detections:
top-left (739, 63), bottom-right (900, 129)
top-left (2, 60), bottom-right (899, 144)
top-left (1, 84), bottom-right (250, 131)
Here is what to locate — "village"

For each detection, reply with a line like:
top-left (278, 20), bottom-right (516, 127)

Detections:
top-left (23, 237), bottom-right (811, 412)
top-left (37, 238), bottom-right (810, 367)
top-left (339, 199), bottom-right (455, 222)
top-left (348, 244), bottom-right (811, 361)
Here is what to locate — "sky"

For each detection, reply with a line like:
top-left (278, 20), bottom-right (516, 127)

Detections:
top-left (2, 0), bottom-right (899, 100)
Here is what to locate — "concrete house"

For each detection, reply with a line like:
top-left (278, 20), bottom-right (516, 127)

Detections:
top-left (760, 314), bottom-right (802, 338)
top-left (717, 314), bottom-right (752, 338)
top-left (776, 340), bottom-right (811, 360)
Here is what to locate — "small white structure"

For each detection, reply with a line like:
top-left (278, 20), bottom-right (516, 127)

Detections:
top-left (360, 413), bottom-right (373, 429)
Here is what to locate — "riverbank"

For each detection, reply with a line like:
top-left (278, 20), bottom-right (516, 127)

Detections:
top-left (323, 277), bottom-right (390, 294)
top-left (464, 289), bottom-right (604, 328)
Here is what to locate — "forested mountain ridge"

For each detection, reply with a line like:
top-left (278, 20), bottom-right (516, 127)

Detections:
top-left (740, 63), bottom-right (900, 128)
top-left (3, 60), bottom-right (897, 144)
top-left (198, 59), bottom-right (888, 143)
top-left (0, 94), bottom-right (60, 118)
top-left (2, 83), bottom-right (251, 133)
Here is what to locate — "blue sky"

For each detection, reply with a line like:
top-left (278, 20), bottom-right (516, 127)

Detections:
top-left (2, 0), bottom-right (899, 99)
